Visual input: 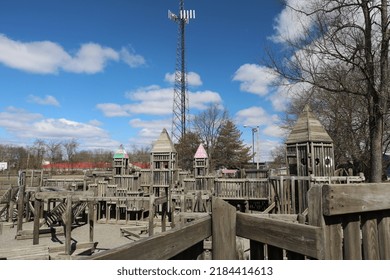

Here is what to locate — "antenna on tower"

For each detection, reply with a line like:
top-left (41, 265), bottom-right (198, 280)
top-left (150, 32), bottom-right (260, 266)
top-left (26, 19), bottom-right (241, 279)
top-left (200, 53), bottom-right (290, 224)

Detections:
top-left (169, 0), bottom-right (195, 143)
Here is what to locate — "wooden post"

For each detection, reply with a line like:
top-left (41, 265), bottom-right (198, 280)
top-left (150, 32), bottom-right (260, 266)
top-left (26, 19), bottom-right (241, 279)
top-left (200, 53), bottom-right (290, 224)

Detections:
top-left (88, 201), bottom-right (95, 243)
top-left (17, 171), bottom-right (26, 232)
top-left (212, 197), bottom-right (236, 260)
top-left (149, 195), bottom-right (155, 236)
top-left (378, 211), bottom-right (390, 260)
top-left (64, 195), bottom-right (72, 255)
top-left (308, 185), bottom-right (342, 260)
top-left (33, 199), bottom-right (42, 245)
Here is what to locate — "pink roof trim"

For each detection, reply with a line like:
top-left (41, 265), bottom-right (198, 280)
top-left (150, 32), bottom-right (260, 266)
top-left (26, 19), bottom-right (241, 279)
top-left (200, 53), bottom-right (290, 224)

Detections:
top-left (194, 144), bottom-right (208, 159)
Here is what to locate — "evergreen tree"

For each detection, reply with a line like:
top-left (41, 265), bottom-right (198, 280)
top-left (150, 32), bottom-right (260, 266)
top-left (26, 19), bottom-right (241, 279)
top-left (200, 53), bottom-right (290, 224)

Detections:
top-left (175, 131), bottom-right (202, 171)
top-left (213, 120), bottom-right (251, 169)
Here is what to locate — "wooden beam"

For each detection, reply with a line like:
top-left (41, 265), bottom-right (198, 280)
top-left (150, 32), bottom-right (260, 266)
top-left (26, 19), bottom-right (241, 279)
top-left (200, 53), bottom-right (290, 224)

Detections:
top-left (34, 191), bottom-right (94, 201)
top-left (322, 183), bottom-right (390, 216)
top-left (212, 197), bottom-right (236, 260)
top-left (237, 212), bottom-right (323, 259)
top-left (88, 215), bottom-right (211, 260)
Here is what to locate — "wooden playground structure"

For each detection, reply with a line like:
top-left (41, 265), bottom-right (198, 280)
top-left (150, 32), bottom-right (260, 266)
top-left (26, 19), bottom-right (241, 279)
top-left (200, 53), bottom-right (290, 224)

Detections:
top-left (1, 106), bottom-right (388, 260)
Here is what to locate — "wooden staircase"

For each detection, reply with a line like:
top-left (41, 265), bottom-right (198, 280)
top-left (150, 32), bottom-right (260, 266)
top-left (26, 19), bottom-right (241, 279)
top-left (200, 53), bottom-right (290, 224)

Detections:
top-left (45, 201), bottom-right (88, 227)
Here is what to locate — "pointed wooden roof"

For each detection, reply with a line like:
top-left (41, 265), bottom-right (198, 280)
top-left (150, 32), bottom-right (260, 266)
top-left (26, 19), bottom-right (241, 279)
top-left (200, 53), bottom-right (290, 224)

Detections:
top-left (151, 128), bottom-right (177, 153)
top-left (194, 143), bottom-right (208, 159)
top-left (113, 144), bottom-right (129, 159)
top-left (286, 105), bottom-right (333, 144)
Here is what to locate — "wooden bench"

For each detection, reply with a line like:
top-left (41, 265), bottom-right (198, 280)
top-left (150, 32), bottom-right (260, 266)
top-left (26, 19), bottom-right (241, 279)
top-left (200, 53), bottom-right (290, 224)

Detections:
top-left (120, 226), bottom-right (148, 240)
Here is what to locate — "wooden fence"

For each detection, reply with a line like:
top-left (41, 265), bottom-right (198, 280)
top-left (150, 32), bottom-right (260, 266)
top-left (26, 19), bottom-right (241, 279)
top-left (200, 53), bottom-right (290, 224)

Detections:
top-left (86, 183), bottom-right (390, 260)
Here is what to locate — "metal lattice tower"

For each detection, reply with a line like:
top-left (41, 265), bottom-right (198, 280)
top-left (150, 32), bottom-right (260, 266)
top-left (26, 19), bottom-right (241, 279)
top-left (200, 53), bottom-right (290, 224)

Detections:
top-left (168, 0), bottom-right (195, 143)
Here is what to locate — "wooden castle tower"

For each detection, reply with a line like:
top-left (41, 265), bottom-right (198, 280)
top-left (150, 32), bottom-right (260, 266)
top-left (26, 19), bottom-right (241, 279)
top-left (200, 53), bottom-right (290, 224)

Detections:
top-left (194, 143), bottom-right (209, 191)
top-left (286, 105), bottom-right (335, 177)
top-left (113, 145), bottom-right (129, 175)
top-left (150, 128), bottom-right (178, 196)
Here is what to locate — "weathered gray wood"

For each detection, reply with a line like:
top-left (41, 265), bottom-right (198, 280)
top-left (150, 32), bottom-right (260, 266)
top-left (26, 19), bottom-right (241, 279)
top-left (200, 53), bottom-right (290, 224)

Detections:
top-left (35, 191), bottom-right (94, 201)
top-left (64, 195), bottom-right (72, 255)
top-left (149, 194), bottom-right (155, 236)
top-left (378, 211), bottom-right (390, 259)
top-left (322, 183), bottom-right (390, 216)
top-left (33, 199), bottom-right (42, 245)
top-left (88, 201), bottom-right (94, 243)
top-left (307, 185), bottom-right (326, 259)
top-left (212, 198), bottom-right (236, 260)
top-left (237, 212), bottom-right (322, 259)
top-left (343, 215), bottom-right (362, 259)
top-left (88, 215), bottom-right (211, 260)
top-left (361, 213), bottom-right (380, 260)
top-left (17, 171), bottom-right (26, 231)
top-left (324, 216), bottom-right (343, 259)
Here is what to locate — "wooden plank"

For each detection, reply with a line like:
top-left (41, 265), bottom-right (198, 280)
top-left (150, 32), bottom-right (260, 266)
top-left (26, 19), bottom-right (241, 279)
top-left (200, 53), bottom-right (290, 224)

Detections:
top-left (212, 197), bottom-right (236, 260)
top-left (87, 215), bottom-right (211, 260)
top-left (322, 183), bottom-right (390, 216)
top-left (378, 211), bottom-right (390, 259)
top-left (33, 199), bottom-right (42, 245)
top-left (35, 191), bottom-right (94, 201)
top-left (324, 216), bottom-right (343, 259)
top-left (343, 215), bottom-right (362, 259)
top-left (64, 195), bottom-right (72, 255)
top-left (236, 212), bottom-right (322, 259)
top-left (361, 213), bottom-right (380, 259)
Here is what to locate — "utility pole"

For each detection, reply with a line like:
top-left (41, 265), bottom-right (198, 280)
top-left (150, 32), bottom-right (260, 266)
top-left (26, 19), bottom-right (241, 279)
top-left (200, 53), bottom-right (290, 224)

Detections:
top-left (168, 0), bottom-right (195, 143)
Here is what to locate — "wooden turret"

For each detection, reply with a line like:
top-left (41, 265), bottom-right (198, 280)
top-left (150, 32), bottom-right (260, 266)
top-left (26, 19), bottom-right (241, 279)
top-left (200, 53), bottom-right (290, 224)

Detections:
top-left (150, 128), bottom-right (178, 194)
top-left (194, 143), bottom-right (209, 177)
top-left (113, 145), bottom-right (129, 175)
top-left (286, 105), bottom-right (335, 177)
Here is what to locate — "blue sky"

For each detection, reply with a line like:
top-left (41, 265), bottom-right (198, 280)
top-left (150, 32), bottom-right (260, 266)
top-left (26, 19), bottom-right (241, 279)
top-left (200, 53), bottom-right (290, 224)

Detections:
top-left (0, 0), bottom-right (296, 161)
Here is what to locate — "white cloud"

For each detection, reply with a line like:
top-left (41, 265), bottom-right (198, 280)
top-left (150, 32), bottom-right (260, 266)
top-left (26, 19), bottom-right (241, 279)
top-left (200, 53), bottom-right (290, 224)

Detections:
top-left (96, 103), bottom-right (132, 117)
top-left (129, 118), bottom-right (172, 146)
top-left (0, 34), bottom-right (70, 74)
top-left (270, 0), bottom-right (316, 44)
top-left (27, 95), bottom-right (60, 106)
top-left (0, 106), bottom-right (118, 149)
top-left (189, 90), bottom-right (222, 110)
top-left (164, 71), bottom-right (203, 87)
top-left (0, 34), bottom-right (144, 74)
top-left (120, 47), bottom-right (146, 68)
top-left (97, 84), bottom-right (223, 118)
top-left (63, 43), bottom-right (119, 73)
top-left (235, 106), bottom-right (285, 138)
top-left (233, 64), bottom-right (278, 96)
top-left (126, 86), bottom-right (174, 115)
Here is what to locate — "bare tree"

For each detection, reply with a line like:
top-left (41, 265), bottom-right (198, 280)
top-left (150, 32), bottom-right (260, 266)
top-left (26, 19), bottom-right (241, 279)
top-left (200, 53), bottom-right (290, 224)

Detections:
top-left (45, 140), bottom-right (63, 164)
top-left (268, 0), bottom-right (390, 182)
top-left (192, 104), bottom-right (229, 170)
top-left (63, 138), bottom-right (79, 163)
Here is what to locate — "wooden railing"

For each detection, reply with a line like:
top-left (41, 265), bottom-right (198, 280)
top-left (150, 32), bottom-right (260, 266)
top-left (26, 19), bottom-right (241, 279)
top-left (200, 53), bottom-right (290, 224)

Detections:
top-left (214, 178), bottom-right (269, 200)
top-left (84, 183), bottom-right (390, 260)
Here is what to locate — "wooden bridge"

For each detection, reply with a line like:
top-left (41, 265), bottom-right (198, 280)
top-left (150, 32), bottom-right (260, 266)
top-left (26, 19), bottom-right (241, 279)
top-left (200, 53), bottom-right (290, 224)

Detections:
top-left (85, 182), bottom-right (390, 260)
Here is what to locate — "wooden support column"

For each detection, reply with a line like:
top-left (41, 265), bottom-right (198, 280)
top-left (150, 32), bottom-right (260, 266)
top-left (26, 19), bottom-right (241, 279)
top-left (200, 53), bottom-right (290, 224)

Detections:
top-left (64, 195), bottom-right (73, 255)
top-left (212, 197), bottom-right (236, 260)
top-left (149, 195), bottom-right (155, 236)
top-left (33, 199), bottom-right (42, 245)
top-left (17, 171), bottom-right (26, 232)
top-left (88, 201), bottom-right (95, 243)
top-left (378, 211), bottom-right (390, 260)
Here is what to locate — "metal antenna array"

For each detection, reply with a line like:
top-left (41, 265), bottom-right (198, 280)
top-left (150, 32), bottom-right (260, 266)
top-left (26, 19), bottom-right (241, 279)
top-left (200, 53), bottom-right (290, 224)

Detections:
top-left (168, 0), bottom-right (195, 143)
